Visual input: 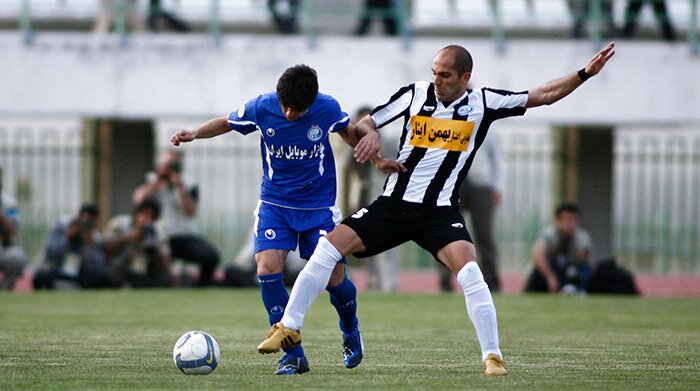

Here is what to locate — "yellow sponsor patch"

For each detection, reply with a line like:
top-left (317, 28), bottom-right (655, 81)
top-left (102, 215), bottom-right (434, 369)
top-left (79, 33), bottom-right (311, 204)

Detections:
top-left (409, 116), bottom-right (474, 152)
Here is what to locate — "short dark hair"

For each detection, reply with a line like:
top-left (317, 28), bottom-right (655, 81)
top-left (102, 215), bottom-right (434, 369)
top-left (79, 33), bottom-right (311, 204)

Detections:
top-left (555, 202), bottom-right (580, 217)
top-left (135, 198), bottom-right (161, 220)
top-left (79, 203), bottom-right (100, 217)
top-left (439, 45), bottom-right (473, 75)
top-left (276, 64), bottom-right (319, 112)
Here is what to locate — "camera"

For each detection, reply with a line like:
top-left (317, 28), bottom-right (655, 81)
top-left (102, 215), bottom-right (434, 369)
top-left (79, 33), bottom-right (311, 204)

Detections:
top-left (140, 224), bottom-right (159, 254)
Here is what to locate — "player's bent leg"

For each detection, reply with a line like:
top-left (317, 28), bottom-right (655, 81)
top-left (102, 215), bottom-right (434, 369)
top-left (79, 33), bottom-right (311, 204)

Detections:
top-left (456, 261), bottom-right (507, 376)
top-left (258, 237), bottom-right (342, 353)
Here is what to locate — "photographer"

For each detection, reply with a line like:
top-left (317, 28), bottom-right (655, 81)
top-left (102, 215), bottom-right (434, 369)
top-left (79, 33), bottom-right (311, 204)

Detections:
top-left (103, 198), bottom-right (172, 288)
top-left (525, 202), bottom-right (593, 294)
top-left (133, 149), bottom-right (220, 287)
top-left (33, 203), bottom-right (108, 289)
top-left (0, 167), bottom-right (30, 290)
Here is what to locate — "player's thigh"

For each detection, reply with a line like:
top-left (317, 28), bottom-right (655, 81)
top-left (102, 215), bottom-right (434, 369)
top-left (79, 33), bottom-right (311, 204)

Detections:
top-left (341, 198), bottom-right (410, 258)
top-left (253, 201), bottom-right (298, 255)
top-left (412, 206), bottom-right (472, 265)
top-left (296, 207), bottom-right (342, 259)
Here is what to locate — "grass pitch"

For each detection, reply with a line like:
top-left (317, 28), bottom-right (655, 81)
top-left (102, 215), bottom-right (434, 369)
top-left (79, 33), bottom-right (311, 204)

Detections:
top-left (1, 287), bottom-right (698, 390)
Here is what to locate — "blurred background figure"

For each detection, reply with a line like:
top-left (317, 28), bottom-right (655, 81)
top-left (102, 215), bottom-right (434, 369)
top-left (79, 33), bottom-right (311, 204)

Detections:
top-left (147, 0), bottom-right (189, 32)
top-left (103, 198), bottom-right (173, 288)
top-left (268, 0), bottom-right (300, 34)
top-left (621, 0), bottom-right (676, 41)
top-left (0, 167), bottom-right (29, 291)
top-left (344, 106), bottom-right (400, 292)
top-left (525, 202), bottom-right (592, 294)
top-left (104, 199), bottom-right (173, 288)
top-left (355, 0), bottom-right (398, 36)
top-left (33, 203), bottom-right (108, 290)
top-left (93, 0), bottom-right (143, 34)
top-left (133, 149), bottom-right (220, 287)
top-left (438, 129), bottom-right (504, 293)
top-left (568, 0), bottom-right (619, 38)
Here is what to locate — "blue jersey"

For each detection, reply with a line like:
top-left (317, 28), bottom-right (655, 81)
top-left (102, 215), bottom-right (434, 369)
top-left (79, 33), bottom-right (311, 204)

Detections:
top-left (228, 92), bottom-right (350, 209)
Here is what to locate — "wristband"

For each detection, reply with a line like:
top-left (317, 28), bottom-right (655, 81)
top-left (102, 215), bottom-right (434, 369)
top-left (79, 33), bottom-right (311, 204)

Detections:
top-left (577, 68), bottom-right (591, 82)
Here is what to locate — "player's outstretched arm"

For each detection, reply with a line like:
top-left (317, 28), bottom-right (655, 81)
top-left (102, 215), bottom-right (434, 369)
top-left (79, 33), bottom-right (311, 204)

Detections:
top-left (526, 42), bottom-right (615, 108)
top-left (171, 116), bottom-right (231, 146)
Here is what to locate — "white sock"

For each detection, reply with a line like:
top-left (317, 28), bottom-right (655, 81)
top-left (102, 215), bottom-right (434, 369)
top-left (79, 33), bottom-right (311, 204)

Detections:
top-left (457, 261), bottom-right (502, 362)
top-left (281, 237), bottom-right (341, 330)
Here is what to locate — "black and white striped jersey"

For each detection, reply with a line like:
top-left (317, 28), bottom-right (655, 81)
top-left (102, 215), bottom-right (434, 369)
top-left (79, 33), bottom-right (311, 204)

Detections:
top-left (370, 81), bottom-right (528, 207)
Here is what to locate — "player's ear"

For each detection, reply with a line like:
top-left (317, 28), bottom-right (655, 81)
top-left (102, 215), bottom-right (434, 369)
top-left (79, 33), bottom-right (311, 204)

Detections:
top-left (462, 71), bottom-right (472, 85)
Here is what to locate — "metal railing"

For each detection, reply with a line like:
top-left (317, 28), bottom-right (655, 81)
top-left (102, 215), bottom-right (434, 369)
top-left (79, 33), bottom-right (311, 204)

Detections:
top-left (2, 120), bottom-right (699, 274)
top-left (9, 0), bottom-right (699, 54)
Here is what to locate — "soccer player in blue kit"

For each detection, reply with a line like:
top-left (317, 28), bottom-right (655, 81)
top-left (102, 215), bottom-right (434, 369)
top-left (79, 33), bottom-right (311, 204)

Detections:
top-left (171, 65), bottom-right (384, 375)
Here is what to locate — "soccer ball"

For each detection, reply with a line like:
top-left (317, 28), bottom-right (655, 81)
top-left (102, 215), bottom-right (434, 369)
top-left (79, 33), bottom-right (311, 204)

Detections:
top-left (173, 331), bottom-right (221, 375)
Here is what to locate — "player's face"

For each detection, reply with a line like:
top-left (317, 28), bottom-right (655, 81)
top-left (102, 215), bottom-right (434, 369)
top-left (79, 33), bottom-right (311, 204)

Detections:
top-left (280, 104), bottom-right (308, 121)
top-left (431, 50), bottom-right (470, 104)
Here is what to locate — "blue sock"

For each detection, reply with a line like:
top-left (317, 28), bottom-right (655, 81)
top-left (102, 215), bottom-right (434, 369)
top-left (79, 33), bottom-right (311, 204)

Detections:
top-left (258, 272), bottom-right (304, 358)
top-left (327, 275), bottom-right (359, 334)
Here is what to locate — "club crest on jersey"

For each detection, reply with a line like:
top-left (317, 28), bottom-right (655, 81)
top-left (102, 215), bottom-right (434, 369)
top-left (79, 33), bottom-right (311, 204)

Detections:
top-left (264, 229), bottom-right (276, 239)
top-left (237, 104), bottom-right (246, 117)
top-left (307, 125), bottom-right (322, 141)
top-left (266, 128), bottom-right (275, 137)
top-left (457, 105), bottom-right (475, 116)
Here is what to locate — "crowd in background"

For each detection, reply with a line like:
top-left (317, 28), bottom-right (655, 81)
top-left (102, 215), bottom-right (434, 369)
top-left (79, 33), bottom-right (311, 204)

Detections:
top-left (90, 0), bottom-right (678, 40)
top-left (0, 0), bottom-right (665, 293)
top-left (2, 151), bottom-right (228, 291)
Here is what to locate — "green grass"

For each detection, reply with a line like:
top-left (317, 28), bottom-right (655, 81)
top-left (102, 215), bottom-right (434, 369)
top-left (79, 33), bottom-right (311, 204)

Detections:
top-left (1, 289), bottom-right (699, 390)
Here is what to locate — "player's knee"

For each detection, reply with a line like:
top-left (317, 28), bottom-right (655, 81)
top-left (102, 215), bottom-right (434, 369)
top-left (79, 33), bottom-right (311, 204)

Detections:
top-left (457, 261), bottom-right (489, 295)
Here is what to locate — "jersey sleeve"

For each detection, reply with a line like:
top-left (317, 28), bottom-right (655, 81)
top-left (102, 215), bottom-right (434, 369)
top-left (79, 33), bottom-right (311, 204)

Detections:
top-left (327, 98), bottom-right (350, 133)
top-left (482, 87), bottom-right (528, 121)
top-left (227, 97), bottom-right (260, 135)
top-left (370, 84), bottom-right (414, 129)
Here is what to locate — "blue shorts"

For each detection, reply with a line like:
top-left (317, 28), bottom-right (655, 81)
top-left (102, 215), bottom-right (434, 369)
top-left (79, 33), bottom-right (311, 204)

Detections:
top-left (253, 201), bottom-right (343, 260)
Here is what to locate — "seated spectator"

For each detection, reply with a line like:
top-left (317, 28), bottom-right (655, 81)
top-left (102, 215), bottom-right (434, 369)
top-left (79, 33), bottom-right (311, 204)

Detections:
top-left (94, 0), bottom-right (143, 34)
top-left (133, 149), bottom-right (220, 287)
top-left (103, 198), bottom-right (172, 288)
top-left (267, 0), bottom-right (300, 34)
top-left (355, 0), bottom-right (398, 36)
top-left (525, 202), bottom-right (592, 294)
top-left (147, 0), bottom-right (189, 32)
top-left (568, 0), bottom-right (619, 38)
top-left (0, 190), bottom-right (30, 291)
top-left (621, 0), bottom-right (676, 41)
top-left (33, 203), bottom-right (108, 289)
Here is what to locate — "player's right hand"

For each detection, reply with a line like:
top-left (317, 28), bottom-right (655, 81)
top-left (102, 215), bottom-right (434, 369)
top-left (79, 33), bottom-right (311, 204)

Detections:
top-left (171, 130), bottom-right (195, 146)
top-left (373, 158), bottom-right (407, 174)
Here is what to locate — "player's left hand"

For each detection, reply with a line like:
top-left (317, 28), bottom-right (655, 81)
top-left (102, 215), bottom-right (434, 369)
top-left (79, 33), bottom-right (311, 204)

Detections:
top-left (584, 41), bottom-right (615, 77)
top-left (354, 131), bottom-right (381, 163)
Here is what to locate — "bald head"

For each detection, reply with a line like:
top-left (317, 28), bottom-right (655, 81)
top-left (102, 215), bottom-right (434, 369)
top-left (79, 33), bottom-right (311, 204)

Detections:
top-left (438, 45), bottom-right (473, 76)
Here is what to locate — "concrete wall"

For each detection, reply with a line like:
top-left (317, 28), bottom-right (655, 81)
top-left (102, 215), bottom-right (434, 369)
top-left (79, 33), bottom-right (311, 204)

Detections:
top-left (2, 32), bottom-right (699, 126)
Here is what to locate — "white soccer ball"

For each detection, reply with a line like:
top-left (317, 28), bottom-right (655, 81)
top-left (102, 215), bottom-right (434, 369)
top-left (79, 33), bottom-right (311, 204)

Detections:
top-left (173, 331), bottom-right (221, 375)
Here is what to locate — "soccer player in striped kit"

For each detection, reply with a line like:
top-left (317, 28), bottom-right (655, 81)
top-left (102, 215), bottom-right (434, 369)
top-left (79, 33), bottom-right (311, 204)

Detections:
top-left (258, 42), bottom-right (615, 375)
